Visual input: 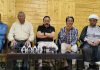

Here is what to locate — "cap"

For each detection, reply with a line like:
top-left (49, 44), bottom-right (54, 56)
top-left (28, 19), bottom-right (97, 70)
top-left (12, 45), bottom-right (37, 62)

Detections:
top-left (88, 14), bottom-right (99, 20)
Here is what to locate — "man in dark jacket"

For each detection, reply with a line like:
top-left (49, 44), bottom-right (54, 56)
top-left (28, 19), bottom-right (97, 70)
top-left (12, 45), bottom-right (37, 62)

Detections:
top-left (80, 14), bottom-right (100, 70)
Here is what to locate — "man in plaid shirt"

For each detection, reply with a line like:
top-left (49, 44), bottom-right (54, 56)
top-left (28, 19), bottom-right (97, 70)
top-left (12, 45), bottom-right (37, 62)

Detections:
top-left (58, 16), bottom-right (78, 70)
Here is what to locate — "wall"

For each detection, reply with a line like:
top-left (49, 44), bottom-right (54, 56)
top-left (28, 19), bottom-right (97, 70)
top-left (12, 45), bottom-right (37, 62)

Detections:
top-left (75, 0), bottom-right (100, 35)
top-left (0, 0), bottom-right (15, 27)
top-left (1, 0), bottom-right (100, 37)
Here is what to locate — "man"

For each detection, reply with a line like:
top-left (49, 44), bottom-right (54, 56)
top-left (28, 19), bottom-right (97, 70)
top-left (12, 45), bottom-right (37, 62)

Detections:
top-left (8, 11), bottom-right (34, 51)
top-left (0, 14), bottom-right (8, 53)
top-left (8, 11), bottom-right (34, 70)
top-left (80, 14), bottom-right (100, 70)
top-left (37, 16), bottom-right (58, 53)
top-left (36, 16), bottom-right (58, 70)
top-left (58, 16), bottom-right (78, 70)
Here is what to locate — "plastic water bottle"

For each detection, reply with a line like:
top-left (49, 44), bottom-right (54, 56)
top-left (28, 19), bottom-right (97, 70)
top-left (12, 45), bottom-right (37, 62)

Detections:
top-left (37, 47), bottom-right (41, 54)
top-left (33, 46), bottom-right (37, 54)
top-left (42, 46), bottom-right (46, 53)
top-left (21, 46), bottom-right (28, 53)
top-left (28, 47), bottom-right (32, 54)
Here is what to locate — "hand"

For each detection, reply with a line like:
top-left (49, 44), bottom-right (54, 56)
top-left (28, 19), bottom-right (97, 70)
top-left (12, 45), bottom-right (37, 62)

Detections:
top-left (67, 49), bottom-right (71, 53)
top-left (87, 40), bottom-right (94, 46)
top-left (11, 40), bottom-right (17, 46)
top-left (42, 32), bottom-right (48, 38)
top-left (93, 40), bottom-right (100, 46)
top-left (66, 44), bottom-right (72, 52)
top-left (24, 40), bottom-right (31, 47)
top-left (45, 33), bottom-right (54, 38)
top-left (45, 33), bottom-right (49, 36)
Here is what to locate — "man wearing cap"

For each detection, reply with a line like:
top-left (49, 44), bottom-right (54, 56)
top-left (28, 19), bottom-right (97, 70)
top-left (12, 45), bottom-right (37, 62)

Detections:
top-left (80, 14), bottom-right (100, 69)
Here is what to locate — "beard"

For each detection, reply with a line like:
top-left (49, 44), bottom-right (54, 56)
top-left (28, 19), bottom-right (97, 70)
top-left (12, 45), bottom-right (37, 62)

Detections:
top-left (44, 23), bottom-right (50, 27)
top-left (45, 23), bottom-right (49, 25)
top-left (90, 23), bottom-right (96, 27)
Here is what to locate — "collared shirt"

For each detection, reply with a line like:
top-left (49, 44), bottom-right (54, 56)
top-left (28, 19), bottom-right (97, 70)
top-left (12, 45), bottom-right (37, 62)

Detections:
top-left (37, 24), bottom-right (55, 42)
top-left (8, 21), bottom-right (34, 41)
top-left (0, 22), bottom-right (8, 40)
top-left (0, 22), bottom-right (8, 50)
top-left (58, 27), bottom-right (78, 46)
top-left (84, 26), bottom-right (100, 42)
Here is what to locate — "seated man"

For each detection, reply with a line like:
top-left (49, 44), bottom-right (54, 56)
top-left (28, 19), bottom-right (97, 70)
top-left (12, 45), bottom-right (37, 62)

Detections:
top-left (37, 16), bottom-right (58, 53)
top-left (58, 16), bottom-right (78, 70)
top-left (80, 14), bottom-right (100, 70)
top-left (8, 11), bottom-right (34, 51)
top-left (8, 11), bottom-right (34, 70)
top-left (36, 16), bottom-right (58, 70)
top-left (0, 14), bottom-right (8, 53)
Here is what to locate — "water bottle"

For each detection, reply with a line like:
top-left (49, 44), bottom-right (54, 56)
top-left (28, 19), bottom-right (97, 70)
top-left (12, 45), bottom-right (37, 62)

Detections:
top-left (37, 47), bottom-right (41, 54)
top-left (42, 46), bottom-right (46, 53)
top-left (32, 46), bottom-right (37, 54)
top-left (21, 46), bottom-right (25, 53)
top-left (28, 47), bottom-right (32, 54)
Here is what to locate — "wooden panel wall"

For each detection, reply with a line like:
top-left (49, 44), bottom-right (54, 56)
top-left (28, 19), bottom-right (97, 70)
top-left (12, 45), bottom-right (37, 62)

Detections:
top-left (47, 0), bottom-right (75, 36)
top-left (15, 0), bottom-right (48, 34)
top-left (15, 0), bottom-right (75, 37)
top-left (75, 0), bottom-right (100, 35)
top-left (0, 0), bottom-right (15, 27)
top-left (1, 0), bottom-right (100, 37)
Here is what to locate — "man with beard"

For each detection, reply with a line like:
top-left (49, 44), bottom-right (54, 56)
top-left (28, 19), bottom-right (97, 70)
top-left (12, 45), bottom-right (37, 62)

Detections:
top-left (80, 14), bottom-right (100, 70)
top-left (36, 16), bottom-right (58, 70)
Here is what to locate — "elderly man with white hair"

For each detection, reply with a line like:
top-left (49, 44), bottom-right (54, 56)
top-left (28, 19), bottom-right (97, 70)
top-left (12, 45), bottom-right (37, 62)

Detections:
top-left (80, 14), bottom-right (100, 70)
top-left (8, 11), bottom-right (34, 70)
top-left (8, 11), bottom-right (34, 50)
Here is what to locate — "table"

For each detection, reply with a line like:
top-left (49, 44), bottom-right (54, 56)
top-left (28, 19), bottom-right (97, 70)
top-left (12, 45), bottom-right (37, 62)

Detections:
top-left (6, 53), bottom-right (78, 70)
